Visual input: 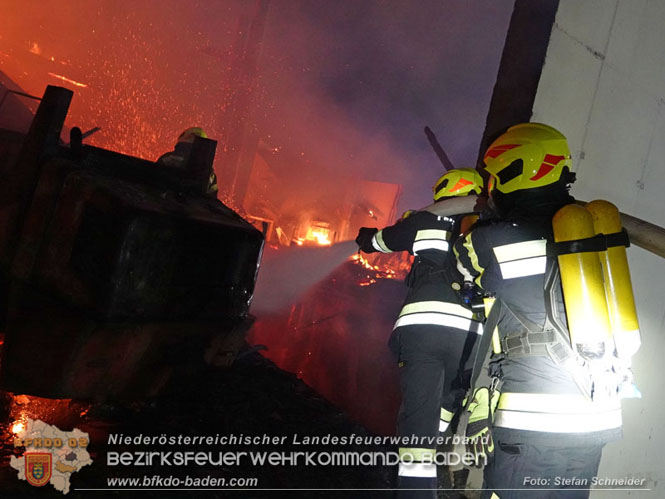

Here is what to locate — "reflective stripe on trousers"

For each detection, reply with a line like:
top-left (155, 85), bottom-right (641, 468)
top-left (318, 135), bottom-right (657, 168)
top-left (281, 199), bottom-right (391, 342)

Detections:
top-left (398, 447), bottom-right (436, 478)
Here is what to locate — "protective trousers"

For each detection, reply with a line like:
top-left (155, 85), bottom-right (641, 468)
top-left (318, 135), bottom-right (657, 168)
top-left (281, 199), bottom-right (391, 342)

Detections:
top-left (481, 438), bottom-right (604, 499)
top-left (389, 324), bottom-right (477, 499)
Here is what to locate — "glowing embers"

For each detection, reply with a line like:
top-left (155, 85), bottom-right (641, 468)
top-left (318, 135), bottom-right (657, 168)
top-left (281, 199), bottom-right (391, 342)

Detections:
top-left (47, 72), bottom-right (88, 88)
top-left (352, 253), bottom-right (380, 271)
top-left (28, 42), bottom-right (41, 55)
top-left (3, 394), bottom-right (90, 442)
top-left (350, 252), bottom-right (411, 287)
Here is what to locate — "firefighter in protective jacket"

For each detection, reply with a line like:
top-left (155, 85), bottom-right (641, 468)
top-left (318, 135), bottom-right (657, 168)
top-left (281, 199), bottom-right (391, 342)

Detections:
top-left (455, 123), bottom-right (634, 498)
top-left (356, 168), bottom-right (484, 498)
top-left (157, 127), bottom-right (218, 193)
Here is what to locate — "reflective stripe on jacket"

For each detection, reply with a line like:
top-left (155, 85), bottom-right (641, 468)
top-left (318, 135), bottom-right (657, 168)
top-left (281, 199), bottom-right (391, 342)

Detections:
top-left (394, 300), bottom-right (483, 334)
top-left (494, 392), bottom-right (622, 433)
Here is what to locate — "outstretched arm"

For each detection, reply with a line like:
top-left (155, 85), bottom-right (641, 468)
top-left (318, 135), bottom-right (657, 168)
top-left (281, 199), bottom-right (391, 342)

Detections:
top-left (420, 194), bottom-right (484, 218)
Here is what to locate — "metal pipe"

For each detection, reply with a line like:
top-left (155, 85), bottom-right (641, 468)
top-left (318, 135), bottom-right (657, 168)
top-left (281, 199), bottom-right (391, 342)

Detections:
top-left (424, 126), bottom-right (456, 172)
top-left (419, 197), bottom-right (665, 259)
top-left (424, 197), bottom-right (665, 259)
top-left (620, 211), bottom-right (665, 259)
top-left (576, 200), bottom-right (665, 259)
top-left (421, 195), bottom-right (479, 217)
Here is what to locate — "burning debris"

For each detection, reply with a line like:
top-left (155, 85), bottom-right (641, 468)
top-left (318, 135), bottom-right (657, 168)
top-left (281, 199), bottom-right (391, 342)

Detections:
top-left (0, 80), bottom-right (402, 496)
top-left (351, 252), bottom-right (412, 286)
top-left (46, 72), bottom-right (88, 88)
top-left (298, 221), bottom-right (333, 246)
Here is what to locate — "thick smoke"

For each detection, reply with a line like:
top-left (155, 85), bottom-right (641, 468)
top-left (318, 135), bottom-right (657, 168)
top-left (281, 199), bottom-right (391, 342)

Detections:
top-left (256, 0), bottom-right (515, 210)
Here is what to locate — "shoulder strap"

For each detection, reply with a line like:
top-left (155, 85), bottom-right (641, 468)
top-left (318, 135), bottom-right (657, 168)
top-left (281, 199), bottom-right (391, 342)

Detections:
top-left (543, 256), bottom-right (568, 341)
top-left (465, 257), bottom-right (593, 407)
top-left (465, 298), bottom-right (502, 410)
top-left (542, 257), bottom-right (594, 399)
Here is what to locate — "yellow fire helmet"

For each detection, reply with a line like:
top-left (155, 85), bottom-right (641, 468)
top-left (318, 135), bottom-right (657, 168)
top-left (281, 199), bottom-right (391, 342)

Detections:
top-left (483, 123), bottom-right (572, 195)
top-left (177, 127), bottom-right (208, 144)
top-left (433, 168), bottom-right (483, 201)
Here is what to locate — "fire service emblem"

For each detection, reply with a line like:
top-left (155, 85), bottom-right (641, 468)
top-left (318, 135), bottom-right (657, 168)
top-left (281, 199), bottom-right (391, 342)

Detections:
top-left (25, 453), bottom-right (52, 487)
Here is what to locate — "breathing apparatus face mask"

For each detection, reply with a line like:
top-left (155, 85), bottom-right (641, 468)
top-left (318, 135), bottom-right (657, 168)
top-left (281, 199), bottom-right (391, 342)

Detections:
top-left (487, 173), bottom-right (515, 218)
top-left (485, 193), bottom-right (500, 219)
top-left (489, 190), bottom-right (515, 218)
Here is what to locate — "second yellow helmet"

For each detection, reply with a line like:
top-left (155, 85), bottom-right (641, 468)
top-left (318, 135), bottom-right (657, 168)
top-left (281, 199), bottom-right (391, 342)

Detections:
top-left (177, 127), bottom-right (208, 145)
top-left (433, 168), bottom-right (484, 201)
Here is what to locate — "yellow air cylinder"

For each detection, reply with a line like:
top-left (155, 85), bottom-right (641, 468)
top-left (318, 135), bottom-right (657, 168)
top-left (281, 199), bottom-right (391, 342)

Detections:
top-left (586, 200), bottom-right (641, 359)
top-left (553, 204), bottom-right (612, 360)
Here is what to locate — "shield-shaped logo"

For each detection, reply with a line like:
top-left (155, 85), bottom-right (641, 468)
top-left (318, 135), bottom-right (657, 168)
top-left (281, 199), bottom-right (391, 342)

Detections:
top-left (25, 453), bottom-right (52, 487)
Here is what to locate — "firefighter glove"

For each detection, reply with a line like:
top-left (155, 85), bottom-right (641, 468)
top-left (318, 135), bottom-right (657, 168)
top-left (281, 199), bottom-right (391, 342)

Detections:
top-left (465, 386), bottom-right (500, 467)
top-left (355, 227), bottom-right (378, 253)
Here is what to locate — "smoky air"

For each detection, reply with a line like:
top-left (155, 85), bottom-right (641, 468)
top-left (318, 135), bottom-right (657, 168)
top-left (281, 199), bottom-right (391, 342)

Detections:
top-left (251, 240), bottom-right (357, 314)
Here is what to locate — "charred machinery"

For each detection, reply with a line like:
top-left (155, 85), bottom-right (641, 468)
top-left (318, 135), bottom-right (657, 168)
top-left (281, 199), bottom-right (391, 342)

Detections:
top-left (0, 85), bottom-right (264, 401)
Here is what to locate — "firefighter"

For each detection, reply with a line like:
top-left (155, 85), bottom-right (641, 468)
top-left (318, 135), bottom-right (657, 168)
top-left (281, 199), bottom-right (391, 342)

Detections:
top-left (455, 123), bottom-right (629, 498)
top-left (356, 168), bottom-right (484, 498)
top-left (157, 127), bottom-right (217, 193)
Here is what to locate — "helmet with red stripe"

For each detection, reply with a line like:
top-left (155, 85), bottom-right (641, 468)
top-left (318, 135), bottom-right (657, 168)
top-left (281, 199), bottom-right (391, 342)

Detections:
top-left (483, 123), bottom-right (572, 194)
top-left (433, 168), bottom-right (483, 201)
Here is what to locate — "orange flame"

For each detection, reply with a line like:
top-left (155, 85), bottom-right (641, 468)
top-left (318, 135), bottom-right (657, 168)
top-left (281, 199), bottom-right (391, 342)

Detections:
top-left (298, 224), bottom-right (332, 246)
top-left (308, 228), bottom-right (331, 246)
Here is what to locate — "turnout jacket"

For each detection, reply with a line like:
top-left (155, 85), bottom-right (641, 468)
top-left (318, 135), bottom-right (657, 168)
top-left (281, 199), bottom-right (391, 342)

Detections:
top-left (358, 210), bottom-right (482, 335)
top-left (454, 204), bottom-right (622, 445)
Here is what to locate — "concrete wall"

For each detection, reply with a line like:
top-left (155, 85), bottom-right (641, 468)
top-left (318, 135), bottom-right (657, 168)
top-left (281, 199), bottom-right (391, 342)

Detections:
top-left (531, 1), bottom-right (665, 497)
